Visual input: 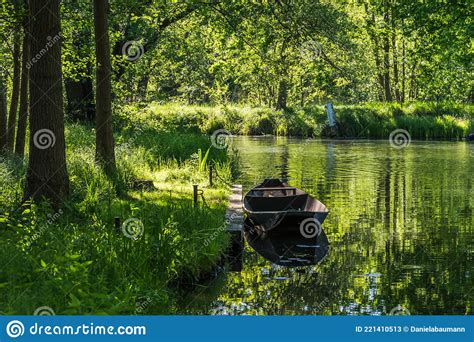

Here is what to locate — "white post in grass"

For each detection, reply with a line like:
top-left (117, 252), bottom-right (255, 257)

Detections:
top-left (325, 102), bottom-right (337, 136)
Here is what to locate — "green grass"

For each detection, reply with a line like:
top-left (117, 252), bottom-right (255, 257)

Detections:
top-left (136, 102), bottom-right (473, 139)
top-left (0, 115), bottom-right (234, 315)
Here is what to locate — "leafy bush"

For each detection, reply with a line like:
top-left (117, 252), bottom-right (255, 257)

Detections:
top-left (137, 102), bottom-right (473, 139)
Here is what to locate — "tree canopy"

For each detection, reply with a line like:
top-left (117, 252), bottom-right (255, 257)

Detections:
top-left (1, 0), bottom-right (470, 115)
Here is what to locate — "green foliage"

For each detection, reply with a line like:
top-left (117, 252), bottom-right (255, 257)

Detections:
top-left (198, 147), bottom-right (211, 173)
top-left (136, 102), bottom-right (473, 139)
top-left (82, 0), bottom-right (472, 106)
top-left (0, 0), bottom-right (471, 316)
top-left (0, 112), bottom-right (233, 314)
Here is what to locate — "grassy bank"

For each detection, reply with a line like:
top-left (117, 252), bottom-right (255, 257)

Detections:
top-left (0, 116), bottom-right (234, 314)
top-left (136, 102), bottom-right (474, 139)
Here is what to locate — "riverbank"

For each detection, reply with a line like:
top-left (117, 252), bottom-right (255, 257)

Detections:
top-left (0, 119), bottom-right (234, 314)
top-left (135, 102), bottom-right (473, 140)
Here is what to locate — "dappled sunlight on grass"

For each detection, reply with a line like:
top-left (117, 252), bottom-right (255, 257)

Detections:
top-left (0, 116), bottom-right (233, 315)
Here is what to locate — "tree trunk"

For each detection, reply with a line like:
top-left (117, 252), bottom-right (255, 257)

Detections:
top-left (364, 3), bottom-right (384, 100)
top-left (409, 62), bottom-right (417, 100)
top-left (373, 36), bottom-right (385, 100)
top-left (7, 38), bottom-right (21, 151)
top-left (93, 0), bottom-right (116, 175)
top-left (137, 74), bottom-right (150, 101)
top-left (391, 37), bottom-right (400, 103)
top-left (15, 17), bottom-right (31, 157)
top-left (276, 79), bottom-right (288, 110)
top-left (25, 0), bottom-right (69, 206)
top-left (401, 20), bottom-right (406, 103)
top-left (391, 3), bottom-right (400, 102)
top-left (0, 72), bottom-right (7, 151)
top-left (382, 1), bottom-right (392, 102)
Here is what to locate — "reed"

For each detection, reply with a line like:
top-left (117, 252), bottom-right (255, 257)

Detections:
top-left (138, 102), bottom-right (473, 139)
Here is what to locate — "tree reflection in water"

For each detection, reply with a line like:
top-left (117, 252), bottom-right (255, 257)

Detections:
top-left (178, 137), bottom-right (473, 315)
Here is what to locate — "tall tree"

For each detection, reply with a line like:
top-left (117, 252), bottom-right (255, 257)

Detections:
top-left (0, 71), bottom-right (7, 151)
top-left (6, 37), bottom-right (21, 150)
top-left (382, 0), bottom-right (392, 101)
top-left (364, 3), bottom-right (385, 101)
top-left (25, 0), bottom-right (69, 206)
top-left (400, 18), bottom-right (406, 103)
top-left (15, 9), bottom-right (30, 156)
top-left (276, 40), bottom-right (289, 110)
top-left (93, 0), bottom-right (116, 175)
top-left (390, 3), bottom-right (401, 102)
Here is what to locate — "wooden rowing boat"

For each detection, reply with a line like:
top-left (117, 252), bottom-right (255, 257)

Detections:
top-left (243, 179), bottom-right (329, 232)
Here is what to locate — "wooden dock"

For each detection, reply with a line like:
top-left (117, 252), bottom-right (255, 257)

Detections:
top-left (226, 185), bottom-right (244, 231)
top-left (225, 185), bottom-right (244, 271)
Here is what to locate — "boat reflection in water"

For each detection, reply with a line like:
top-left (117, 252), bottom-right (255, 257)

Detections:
top-left (244, 218), bottom-right (330, 267)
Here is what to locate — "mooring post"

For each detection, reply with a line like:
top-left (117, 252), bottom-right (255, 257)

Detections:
top-left (114, 217), bottom-right (121, 234)
top-left (209, 165), bottom-right (213, 187)
top-left (325, 101), bottom-right (337, 136)
top-left (193, 184), bottom-right (199, 208)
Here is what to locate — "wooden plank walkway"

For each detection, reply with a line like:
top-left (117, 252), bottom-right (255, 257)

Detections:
top-left (225, 185), bottom-right (244, 272)
top-left (225, 184), bottom-right (244, 232)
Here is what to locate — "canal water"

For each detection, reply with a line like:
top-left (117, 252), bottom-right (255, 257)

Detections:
top-left (181, 137), bottom-right (474, 315)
